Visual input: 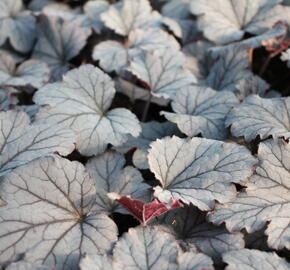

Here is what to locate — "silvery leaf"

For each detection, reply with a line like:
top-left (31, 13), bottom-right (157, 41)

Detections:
top-left (148, 136), bottom-right (257, 211)
top-left (80, 254), bottom-right (115, 270)
top-left (32, 16), bottom-right (90, 78)
top-left (128, 49), bottom-right (196, 99)
top-left (113, 226), bottom-right (180, 270)
top-left (0, 110), bottom-right (76, 176)
top-left (85, 151), bottom-right (150, 213)
top-left (0, 156), bottom-right (118, 269)
top-left (0, 0), bottom-right (36, 53)
top-left (162, 86), bottom-right (239, 139)
top-left (190, 0), bottom-right (289, 44)
top-left (83, 0), bottom-right (109, 33)
top-left (209, 139), bottom-right (290, 250)
top-left (101, 0), bottom-right (159, 36)
top-left (226, 95), bottom-right (290, 141)
top-left (34, 64), bottom-right (141, 156)
top-left (93, 28), bottom-right (179, 73)
top-left (6, 262), bottom-right (50, 270)
top-left (234, 75), bottom-right (270, 100)
top-left (115, 78), bottom-right (169, 106)
top-left (223, 249), bottom-right (290, 270)
top-left (0, 52), bottom-right (49, 88)
top-left (205, 45), bottom-right (252, 92)
top-left (161, 0), bottom-right (191, 19)
top-left (176, 252), bottom-right (214, 270)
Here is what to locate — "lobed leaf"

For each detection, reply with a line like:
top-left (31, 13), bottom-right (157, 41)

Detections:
top-left (0, 156), bottom-right (118, 269)
top-left (34, 64), bottom-right (141, 156)
top-left (226, 95), bottom-right (290, 141)
top-left (209, 139), bottom-right (290, 249)
top-left (86, 151), bottom-right (150, 213)
top-left (149, 136), bottom-right (257, 211)
top-left (0, 110), bottom-right (76, 176)
top-left (162, 86), bottom-right (239, 139)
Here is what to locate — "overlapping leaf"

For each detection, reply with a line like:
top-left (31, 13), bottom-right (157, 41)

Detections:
top-left (162, 0), bottom-right (191, 19)
top-left (93, 28), bottom-right (179, 73)
top-left (183, 41), bottom-right (213, 81)
top-left (83, 0), bottom-right (110, 33)
top-left (115, 78), bottom-right (169, 106)
top-left (32, 15), bottom-right (90, 79)
top-left (223, 249), bottom-right (290, 270)
top-left (113, 226), bottom-right (213, 270)
top-left (128, 49), bottom-right (196, 99)
top-left (191, 0), bottom-right (289, 44)
top-left (101, 0), bottom-right (161, 36)
top-left (116, 121), bottom-right (179, 169)
top-left (205, 45), bottom-right (252, 92)
top-left (0, 0), bottom-right (36, 53)
top-left (85, 151), bottom-right (150, 213)
top-left (0, 52), bottom-right (49, 88)
top-left (34, 64), bottom-right (141, 156)
top-left (0, 110), bottom-right (76, 176)
top-left (160, 205), bottom-right (244, 262)
top-left (162, 86), bottom-right (239, 139)
top-left (80, 254), bottom-right (114, 270)
top-left (226, 95), bottom-right (290, 141)
top-left (0, 156), bottom-right (118, 269)
top-left (148, 136), bottom-right (257, 210)
top-left (6, 262), bottom-right (50, 270)
top-left (209, 139), bottom-right (290, 250)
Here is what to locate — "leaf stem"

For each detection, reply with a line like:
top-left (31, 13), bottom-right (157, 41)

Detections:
top-left (141, 94), bottom-right (152, 122)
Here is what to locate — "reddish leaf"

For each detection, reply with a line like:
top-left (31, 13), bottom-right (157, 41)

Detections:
top-left (108, 193), bottom-right (183, 225)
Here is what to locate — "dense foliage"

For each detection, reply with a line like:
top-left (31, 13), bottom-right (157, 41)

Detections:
top-left (0, 0), bottom-right (290, 269)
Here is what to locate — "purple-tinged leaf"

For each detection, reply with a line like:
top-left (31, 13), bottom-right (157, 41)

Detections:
top-left (109, 193), bottom-right (182, 225)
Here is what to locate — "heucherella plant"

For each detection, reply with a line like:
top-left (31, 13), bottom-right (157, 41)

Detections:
top-left (0, 0), bottom-right (289, 269)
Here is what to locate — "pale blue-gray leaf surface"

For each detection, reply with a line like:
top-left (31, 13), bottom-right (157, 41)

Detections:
top-left (85, 151), bottom-right (150, 213)
top-left (226, 95), bottom-right (290, 141)
top-left (148, 136), bottom-right (257, 210)
top-left (0, 0), bottom-right (36, 53)
top-left (0, 156), bottom-right (118, 269)
top-left (190, 0), bottom-right (289, 44)
top-left (0, 110), bottom-right (76, 176)
top-left (162, 86), bottom-right (239, 139)
top-left (128, 49), bottom-right (196, 99)
top-left (223, 249), bottom-right (290, 270)
top-left (209, 139), bottom-right (290, 250)
top-left (0, 52), bottom-right (49, 88)
top-left (34, 64), bottom-right (141, 156)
